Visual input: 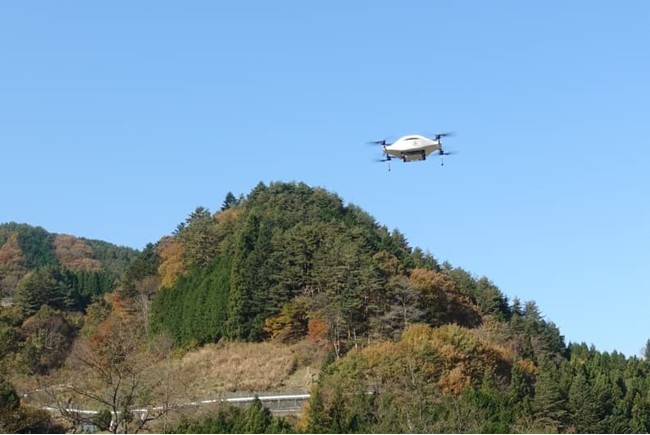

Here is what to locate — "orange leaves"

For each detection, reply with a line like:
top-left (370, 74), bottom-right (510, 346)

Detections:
top-left (0, 234), bottom-right (26, 270)
top-left (157, 236), bottom-right (186, 288)
top-left (308, 318), bottom-right (331, 349)
top-left (53, 234), bottom-right (102, 271)
top-left (85, 310), bottom-right (144, 371)
top-left (427, 324), bottom-right (512, 394)
top-left (263, 298), bottom-right (309, 342)
top-left (409, 268), bottom-right (455, 292)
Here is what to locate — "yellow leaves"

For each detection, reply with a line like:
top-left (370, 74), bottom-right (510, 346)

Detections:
top-left (440, 366), bottom-right (470, 395)
top-left (400, 323), bottom-right (434, 347)
top-left (358, 324), bottom-right (514, 396)
top-left (215, 206), bottom-right (242, 223)
top-left (516, 358), bottom-right (538, 377)
top-left (363, 341), bottom-right (411, 385)
top-left (409, 268), bottom-right (482, 328)
top-left (430, 323), bottom-right (479, 353)
top-left (426, 324), bottom-right (512, 394)
top-left (157, 236), bottom-right (185, 288)
top-left (363, 341), bottom-right (397, 370)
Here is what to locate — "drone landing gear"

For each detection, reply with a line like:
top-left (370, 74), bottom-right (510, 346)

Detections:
top-left (421, 150), bottom-right (426, 161)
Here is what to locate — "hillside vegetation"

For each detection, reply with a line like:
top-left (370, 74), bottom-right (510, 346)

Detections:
top-left (0, 224), bottom-right (137, 375)
top-left (1, 181), bottom-right (650, 433)
top-left (0, 223), bottom-right (138, 301)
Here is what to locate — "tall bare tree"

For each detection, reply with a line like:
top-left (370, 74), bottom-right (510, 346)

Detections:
top-left (42, 312), bottom-right (183, 433)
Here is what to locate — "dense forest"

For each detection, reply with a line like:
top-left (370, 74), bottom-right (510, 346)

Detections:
top-left (1, 182), bottom-right (649, 433)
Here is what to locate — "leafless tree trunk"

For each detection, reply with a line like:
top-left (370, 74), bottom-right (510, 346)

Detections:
top-left (38, 314), bottom-right (183, 434)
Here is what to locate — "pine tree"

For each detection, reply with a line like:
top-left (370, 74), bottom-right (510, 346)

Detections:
top-left (305, 386), bottom-right (331, 433)
top-left (242, 396), bottom-right (272, 433)
top-left (178, 207), bottom-right (219, 267)
top-left (226, 213), bottom-right (259, 339)
top-left (221, 191), bottom-right (239, 211)
top-left (533, 359), bottom-right (569, 431)
top-left (568, 372), bottom-right (602, 433)
top-left (14, 267), bottom-right (72, 316)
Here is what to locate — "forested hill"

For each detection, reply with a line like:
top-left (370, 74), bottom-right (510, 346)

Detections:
top-left (149, 181), bottom-right (495, 349)
top-left (0, 222), bottom-right (138, 309)
top-left (147, 181), bottom-right (650, 433)
top-left (3, 182), bottom-right (650, 433)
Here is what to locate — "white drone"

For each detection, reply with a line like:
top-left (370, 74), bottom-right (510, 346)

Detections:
top-left (369, 132), bottom-right (456, 170)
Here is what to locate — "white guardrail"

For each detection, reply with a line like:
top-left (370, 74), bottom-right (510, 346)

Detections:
top-left (43, 392), bottom-right (312, 416)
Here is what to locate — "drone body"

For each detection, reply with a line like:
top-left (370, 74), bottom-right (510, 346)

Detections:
top-left (370, 132), bottom-right (455, 168)
top-left (384, 134), bottom-right (441, 161)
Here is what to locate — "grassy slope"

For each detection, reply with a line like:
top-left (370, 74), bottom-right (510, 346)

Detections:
top-left (173, 339), bottom-right (326, 399)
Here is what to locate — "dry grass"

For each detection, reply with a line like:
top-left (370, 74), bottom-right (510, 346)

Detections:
top-left (175, 339), bottom-right (326, 399)
top-left (17, 338), bottom-right (326, 417)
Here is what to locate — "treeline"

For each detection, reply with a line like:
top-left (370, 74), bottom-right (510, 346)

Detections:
top-left (14, 266), bottom-right (115, 315)
top-left (305, 337), bottom-right (650, 433)
top-left (0, 222), bottom-right (138, 299)
top-left (0, 224), bottom-right (139, 379)
top-left (169, 397), bottom-right (293, 434)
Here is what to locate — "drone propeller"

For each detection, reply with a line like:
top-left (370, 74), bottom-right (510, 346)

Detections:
top-left (435, 148), bottom-right (458, 166)
top-left (434, 132), bottom-right (455, 140)
top-left (367, 139), bottom-right (390, 146)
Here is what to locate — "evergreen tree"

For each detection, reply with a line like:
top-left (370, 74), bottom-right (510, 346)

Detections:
top-left (226, 213), bottom-right (259, 340)
top-left (508, 361), bottom-right (534, 411)
top-left (221, 191), bottom-right (239, 211)
top-left (568, 372), bottom-right (602, 433)
top-left (14, 267), bottom-right (72, 316)
top-left (305, 386), bottom-right (331, 433)
top-left (242, 396), bottom-right (272, 433)
top-left (533, 359), bottom-right (569, 431)
top-left (178, 207), bottom-right (219, 267)
top-left (12, 224), bottom-right (58, 269)
top-left (0, 377), bottom-right (20, 412)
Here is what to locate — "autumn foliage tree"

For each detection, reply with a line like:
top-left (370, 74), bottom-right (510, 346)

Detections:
top-left (55, 309), bottom-right (182, 434)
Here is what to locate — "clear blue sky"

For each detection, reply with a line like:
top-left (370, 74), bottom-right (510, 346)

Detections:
top-left (2, 1), bottom-right (649, 357)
